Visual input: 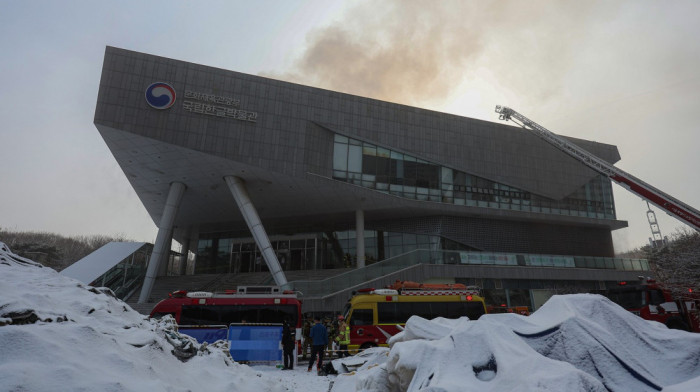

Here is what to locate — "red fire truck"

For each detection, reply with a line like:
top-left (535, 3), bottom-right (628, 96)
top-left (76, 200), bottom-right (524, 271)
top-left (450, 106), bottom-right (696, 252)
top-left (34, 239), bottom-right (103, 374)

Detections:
top-left (341, 281), bottom-right (487, 353)
top-left (593, 279), bottom-right (699, 332)
top-left (149, 286), bottom-right (303, 344)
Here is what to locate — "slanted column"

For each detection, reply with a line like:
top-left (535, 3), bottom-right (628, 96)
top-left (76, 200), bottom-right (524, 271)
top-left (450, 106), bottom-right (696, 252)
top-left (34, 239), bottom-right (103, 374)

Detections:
top-left (157, 231), bottom-right (173, 277)
top-left (356, 209), bottom-right (365, 268)
top-left (224, 176), bottom-right (287, 286)
top-left (138, 182), bottom-right (186, 303)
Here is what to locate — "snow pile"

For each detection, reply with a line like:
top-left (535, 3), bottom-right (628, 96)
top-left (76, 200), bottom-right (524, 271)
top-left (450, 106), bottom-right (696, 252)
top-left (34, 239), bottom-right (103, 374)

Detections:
top-left (0, 242), bottom-right (285, 392)
top-left (3, 239), bottom-right (700, 392)
top-left (490, 294), bottom-right (700, 391)
top-left (334, 296), bottom-right (700, 392)
top-left (338, 316), bottom-right (604, 392)
top-left (330, 347), bottom-right (392, 391)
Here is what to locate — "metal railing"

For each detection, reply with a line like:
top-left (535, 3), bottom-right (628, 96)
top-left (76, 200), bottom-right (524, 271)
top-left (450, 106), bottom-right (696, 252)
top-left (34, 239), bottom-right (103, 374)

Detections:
top-left (283, 249), bottom-right (649, 298)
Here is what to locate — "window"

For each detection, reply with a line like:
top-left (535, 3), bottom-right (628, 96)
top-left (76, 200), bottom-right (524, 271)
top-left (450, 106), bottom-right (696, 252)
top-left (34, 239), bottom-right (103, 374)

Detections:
top-left (649, 290), bottom-right (666, 306)
top-left (602, 289), bottom-right (645, 309)
top-left (181, 306), bottom-right (221, 325)
top-left (350, 309), bottom-right (374, 326)
top-left (180, 305), bottom-right (298, 326)
top-left (333, 142), bottom-right (348, 171)
top-left (348, 144), bottom-right (363, 173)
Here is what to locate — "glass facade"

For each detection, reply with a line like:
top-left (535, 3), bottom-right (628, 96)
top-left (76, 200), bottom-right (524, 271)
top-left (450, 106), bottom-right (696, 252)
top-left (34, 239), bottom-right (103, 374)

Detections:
top-left (195, 230), bottom-right (441, 274)
top-left (89, 243), bottom-right (152, 299)
top-left (332, 134), bottom-right (616, 219)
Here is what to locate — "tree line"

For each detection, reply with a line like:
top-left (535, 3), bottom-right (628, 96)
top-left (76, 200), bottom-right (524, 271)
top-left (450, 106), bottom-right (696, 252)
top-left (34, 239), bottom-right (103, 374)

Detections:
top-left (647, 228), bottom-right (700, 299)
top-left (618, 228), bottom-right (700, 299)
top-left (0, 228), bottom-right (132, 271)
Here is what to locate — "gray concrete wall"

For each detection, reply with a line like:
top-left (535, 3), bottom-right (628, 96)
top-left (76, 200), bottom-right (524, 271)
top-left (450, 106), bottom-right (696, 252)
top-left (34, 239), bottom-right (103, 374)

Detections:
top-left (95, 46), bottom-right (620, 201)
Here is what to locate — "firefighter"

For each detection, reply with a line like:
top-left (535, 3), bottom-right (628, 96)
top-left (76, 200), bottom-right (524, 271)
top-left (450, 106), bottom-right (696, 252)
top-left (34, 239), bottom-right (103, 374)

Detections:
top-left (335, 315), bottom-right (350, 358)
top-left (282, 319), bottom-right (296, 370)
top-left (301, 314), bottom-right (312, 360)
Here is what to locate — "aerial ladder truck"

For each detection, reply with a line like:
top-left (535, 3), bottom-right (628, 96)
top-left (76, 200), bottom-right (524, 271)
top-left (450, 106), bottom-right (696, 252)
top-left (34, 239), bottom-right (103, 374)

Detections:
top-left (494, 106), bottom-right (700, 233)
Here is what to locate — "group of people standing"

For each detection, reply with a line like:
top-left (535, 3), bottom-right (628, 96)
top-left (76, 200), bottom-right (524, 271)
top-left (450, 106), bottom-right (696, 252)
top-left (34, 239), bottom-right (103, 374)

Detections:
top-left (300, 314), bottom-right (350, 374)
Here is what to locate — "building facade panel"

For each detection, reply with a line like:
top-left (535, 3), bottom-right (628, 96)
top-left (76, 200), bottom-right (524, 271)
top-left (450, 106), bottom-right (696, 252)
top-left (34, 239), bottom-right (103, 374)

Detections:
top-left (96, 47), bottom-right (620, 201)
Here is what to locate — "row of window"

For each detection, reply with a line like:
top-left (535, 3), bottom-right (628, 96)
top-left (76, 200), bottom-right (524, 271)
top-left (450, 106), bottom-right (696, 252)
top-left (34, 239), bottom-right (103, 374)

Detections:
top-left (443, 251), bottom-right (649, 271)
top-left (195, 231), bottom-right (441, 274)
top-left (179, 305), bottom-right (299, 326)
top-left (333, 134), bottom-right (616, 219)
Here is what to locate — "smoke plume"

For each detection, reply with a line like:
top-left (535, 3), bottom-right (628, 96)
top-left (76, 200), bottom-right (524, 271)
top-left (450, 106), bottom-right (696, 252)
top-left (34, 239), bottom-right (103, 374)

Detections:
top-left (266, 0), bottom-right (605, 109)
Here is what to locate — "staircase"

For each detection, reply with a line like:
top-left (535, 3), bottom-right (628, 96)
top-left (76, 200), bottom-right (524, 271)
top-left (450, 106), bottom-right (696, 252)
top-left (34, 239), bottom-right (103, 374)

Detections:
top-left (125, 268), bottom-right (354, 315)
top-left (125, 273), bottom-right (220, 315)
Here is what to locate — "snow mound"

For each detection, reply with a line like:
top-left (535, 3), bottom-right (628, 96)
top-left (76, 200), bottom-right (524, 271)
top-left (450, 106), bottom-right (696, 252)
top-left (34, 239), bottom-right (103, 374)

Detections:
top-left (335, 296), bottom-right (700, 392)
top-left (330, 347), bottom-right (392, 392)
top-left (337, 315), bottom-right (605, 392)
top-left (0, 242), bottom-right (286, 392)
top-left (489, 294), bottom-right (700, 391)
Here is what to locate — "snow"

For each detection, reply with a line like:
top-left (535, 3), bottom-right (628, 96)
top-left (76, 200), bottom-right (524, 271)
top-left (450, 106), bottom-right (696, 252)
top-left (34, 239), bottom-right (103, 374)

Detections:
top-left (2, 241), bottom-right (700, 391)
top-left (0, 243), bottom-right (288, 392)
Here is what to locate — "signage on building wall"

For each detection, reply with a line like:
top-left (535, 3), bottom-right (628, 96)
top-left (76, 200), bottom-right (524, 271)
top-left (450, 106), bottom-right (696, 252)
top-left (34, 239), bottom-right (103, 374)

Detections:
top-left (145, 82), bottom-right (258, 122)
top-left (182, 90), bottom-right (258, 122)
top-left (145, 82), bottom-right (176, 109)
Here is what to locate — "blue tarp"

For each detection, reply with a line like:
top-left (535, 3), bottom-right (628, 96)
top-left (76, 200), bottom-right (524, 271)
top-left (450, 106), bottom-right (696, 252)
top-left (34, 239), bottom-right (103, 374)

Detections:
top-left (228, 325), bottom-right (283, 362)
top-left (178, 324), bottom-right (284, 363)
top-left (179, 326), bottom-right (228, 344)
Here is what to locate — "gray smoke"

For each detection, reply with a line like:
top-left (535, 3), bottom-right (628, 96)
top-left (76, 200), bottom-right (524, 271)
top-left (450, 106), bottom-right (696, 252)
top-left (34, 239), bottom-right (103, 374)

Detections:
top-left (265, 0), bottom-right (606, 109)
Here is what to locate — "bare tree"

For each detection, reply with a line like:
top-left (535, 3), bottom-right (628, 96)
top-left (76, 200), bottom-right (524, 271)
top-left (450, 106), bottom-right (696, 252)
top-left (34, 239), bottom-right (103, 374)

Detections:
top-left (648, 228), bottom-right (700, 299)
top-left (0, 228), bottom-right (133, 271)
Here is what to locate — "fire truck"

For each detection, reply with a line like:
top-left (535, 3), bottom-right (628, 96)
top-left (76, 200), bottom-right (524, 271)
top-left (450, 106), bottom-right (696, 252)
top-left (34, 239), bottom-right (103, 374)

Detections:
top-left (593, 278), bottom-right (700, 332)
top-left (149, 286), bottom-right (303, 345)
top-left (486, 304), bottom-right (530, 316)
top-left (341, 281), bottom-right (487, 353)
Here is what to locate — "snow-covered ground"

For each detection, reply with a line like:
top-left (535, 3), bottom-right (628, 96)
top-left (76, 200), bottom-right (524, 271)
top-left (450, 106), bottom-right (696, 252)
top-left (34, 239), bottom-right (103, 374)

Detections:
top-left (1, 242), bottom-right (699, 391)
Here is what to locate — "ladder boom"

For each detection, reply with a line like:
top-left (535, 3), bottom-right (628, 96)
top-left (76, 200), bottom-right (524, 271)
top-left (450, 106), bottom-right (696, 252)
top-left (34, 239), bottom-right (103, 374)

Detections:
top-left (495, 106), bottom-right (700, 231)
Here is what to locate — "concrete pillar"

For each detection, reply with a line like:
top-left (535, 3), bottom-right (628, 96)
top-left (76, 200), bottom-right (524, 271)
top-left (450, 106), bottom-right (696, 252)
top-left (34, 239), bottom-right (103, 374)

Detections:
top-left (157, 231), bottom-right (173, 277)
top-left (356, 209), bottom-right (365, 268)
top-left (224, 176), bottom-right (287, 286)
top-left (138, 182), bottom-right (186, 303)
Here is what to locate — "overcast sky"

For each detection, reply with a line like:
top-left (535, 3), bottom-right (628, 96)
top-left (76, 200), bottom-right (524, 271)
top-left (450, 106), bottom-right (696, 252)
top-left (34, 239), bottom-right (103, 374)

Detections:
top-left (1, 0), bottom-right (698, 253)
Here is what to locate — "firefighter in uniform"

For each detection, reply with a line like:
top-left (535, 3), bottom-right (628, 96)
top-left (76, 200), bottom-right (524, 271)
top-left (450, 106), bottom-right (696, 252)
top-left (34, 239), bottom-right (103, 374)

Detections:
top-left (335, 315), bottom-right (350, 358)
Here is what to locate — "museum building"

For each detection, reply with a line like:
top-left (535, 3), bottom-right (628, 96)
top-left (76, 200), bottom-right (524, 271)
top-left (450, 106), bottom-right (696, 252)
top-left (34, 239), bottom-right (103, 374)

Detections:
top-left (94, 47), bottom-right (647, 311)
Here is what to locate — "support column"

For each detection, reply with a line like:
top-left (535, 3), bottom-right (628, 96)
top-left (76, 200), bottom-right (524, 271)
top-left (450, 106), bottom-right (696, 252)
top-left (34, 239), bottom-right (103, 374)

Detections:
top-left (157, 231), bottom-right (173, 277)
top-left (224, 176), bottom-right (287, 286)
top-left (356, 209), bottom-right (365, 268)
top-left (138, 182), bottom-right (186, 303)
